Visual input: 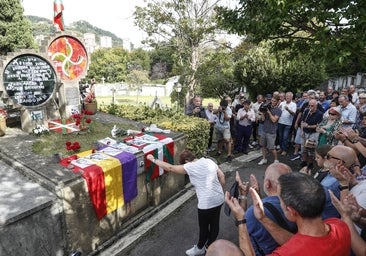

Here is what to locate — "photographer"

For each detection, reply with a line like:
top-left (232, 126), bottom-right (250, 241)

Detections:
top-left (186, 96), bottom-right (207, 119)
top-left (215, 99), bottom-right (233, 162)
top-left (257, 96), bottom-right (282, 165)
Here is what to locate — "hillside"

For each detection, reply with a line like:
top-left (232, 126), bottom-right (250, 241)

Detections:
top-left (26, 15), bottom-right (124, 47)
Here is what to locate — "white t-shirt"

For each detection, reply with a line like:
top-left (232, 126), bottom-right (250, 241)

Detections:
top-left (184, 158), bottom-right (224, 209)
top-left (278, 101), bottom-right (297, 126)
top-left (351, 180), bottom-right (366, 233)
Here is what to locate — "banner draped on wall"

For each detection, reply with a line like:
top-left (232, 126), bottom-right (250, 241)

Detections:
top-left (53, 0), bottom-right (65, 31)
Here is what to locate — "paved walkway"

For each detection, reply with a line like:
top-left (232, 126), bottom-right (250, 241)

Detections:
top-left (96, 147), bottom-right (300, 256)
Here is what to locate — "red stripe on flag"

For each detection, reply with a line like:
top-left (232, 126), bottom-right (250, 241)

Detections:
top-left (54, 0), bottom-right (65, 31)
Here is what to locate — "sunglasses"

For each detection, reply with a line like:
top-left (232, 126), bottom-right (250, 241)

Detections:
top-left (329, 112), bottom-right (338, 116)
top-left (326, 153), bottom-right (345, 164)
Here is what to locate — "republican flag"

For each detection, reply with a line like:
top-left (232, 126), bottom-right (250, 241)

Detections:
top-left (59, 149), bottom-right (138, 220)
top-left (53, 0), bottom-right (65, 31)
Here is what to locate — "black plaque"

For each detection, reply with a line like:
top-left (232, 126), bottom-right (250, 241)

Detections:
top-left (2, 54), bottom-right (57, 107)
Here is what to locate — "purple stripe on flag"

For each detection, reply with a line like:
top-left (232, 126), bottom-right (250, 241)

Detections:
top-left (117, 152), bottom-right (138, 203)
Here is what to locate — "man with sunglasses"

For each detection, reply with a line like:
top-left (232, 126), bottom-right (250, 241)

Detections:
top-left (323, 145), bottom-right (366, 237)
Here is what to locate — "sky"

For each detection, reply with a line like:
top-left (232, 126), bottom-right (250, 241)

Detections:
top-left (21, 0), bottom-right (147, 46)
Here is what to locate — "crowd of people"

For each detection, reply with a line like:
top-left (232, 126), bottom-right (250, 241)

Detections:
top-left (150, 85), bottom-right (366, 255)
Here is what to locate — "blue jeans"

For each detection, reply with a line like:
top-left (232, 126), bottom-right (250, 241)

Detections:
top-left (278, 123), bottom-right (291, 152)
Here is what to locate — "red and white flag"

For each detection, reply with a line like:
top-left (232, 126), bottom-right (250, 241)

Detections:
top-left (53, 0), bottom-right (65, 31)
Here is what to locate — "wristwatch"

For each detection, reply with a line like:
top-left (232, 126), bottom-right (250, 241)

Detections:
top-left (235, 219), bottom-right (247, 226)
top-left (338, 184), bottom-right (349, 191)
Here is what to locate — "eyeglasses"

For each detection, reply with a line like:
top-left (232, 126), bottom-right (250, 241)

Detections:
top-left (326, 153), bottom-right (345, 164)
top-left (329, 112), bottom-right (337, 116)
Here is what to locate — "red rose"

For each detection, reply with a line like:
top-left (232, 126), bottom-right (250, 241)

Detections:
top-left (86, 118), bottom-right (92, 123)
top-left (66, 141), bottom-right (72, 146)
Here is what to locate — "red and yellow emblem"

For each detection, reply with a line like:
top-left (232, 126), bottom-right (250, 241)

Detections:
top-left (48, 36), bottom-right (88, 81)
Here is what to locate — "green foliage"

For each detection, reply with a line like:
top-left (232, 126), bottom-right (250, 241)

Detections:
top-left (0, 0), bottom-right (35, 54)
top-left (101, 104), bottom-right (209, 157)
top-left (129, 48), bottom-right (151, 71)
top-left (26, 15), bottom-right (57, 38)
top-left (234, 42), bottom-right (327, 99)
top-left (217, 0), bottom-right (366, 76)
top-left (87, 47), bottom-right (130, 83)
top-left (196, 47), bottom-right (241, 99)
top-left (134, 0), bottom-right (222, 96)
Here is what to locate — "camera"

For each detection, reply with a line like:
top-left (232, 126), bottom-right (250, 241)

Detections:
top-left (259, 102), bottom-right (271, 112)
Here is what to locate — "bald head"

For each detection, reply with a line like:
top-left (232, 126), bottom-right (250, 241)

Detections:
top-left (206, 240), bottom-right (244, 256)
top-left (263, 163), bottom-right (292, 195)
top-left (265, 163), bottom-right (292, 182)
top-left (328, 145), bottom-right (356, 168)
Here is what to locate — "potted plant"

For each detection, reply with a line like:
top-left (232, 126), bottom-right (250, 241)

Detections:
top-left (0, 108), bottom-right (7, 136)
top-left (83, 91), bottom-right (97, 115)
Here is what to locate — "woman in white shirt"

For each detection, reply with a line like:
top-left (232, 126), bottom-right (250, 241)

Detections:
top-left (146, 150), bottom-right (225, 256)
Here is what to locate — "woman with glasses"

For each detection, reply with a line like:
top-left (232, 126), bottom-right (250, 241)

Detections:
top-left (317, 107), bottom-right (342, 146)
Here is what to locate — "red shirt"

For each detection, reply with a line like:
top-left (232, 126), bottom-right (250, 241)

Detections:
top-left (269, 218), bottom-right (351, 256)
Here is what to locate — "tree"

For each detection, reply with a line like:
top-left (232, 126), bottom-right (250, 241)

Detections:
top-left (217, 0), bottom-right (366, 76)
top-left (195, 47), bottom-right (240, 99)
top-left (134, 0), bottom-right (226, 104)
top-left (0, 0), bottom-right (35, 55)
top-left (149, 42), bottom-right (176, 80)
top-left (87, 47), bottom-right (130, 83)
top-left (233, 42), bottom-right (327, 99)
top-left (129, 48), bottom-right (151, 71)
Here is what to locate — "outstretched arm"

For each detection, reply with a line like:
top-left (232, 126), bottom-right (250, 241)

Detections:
top-left (146, 154), bottom-right (186, 174)
top-left (225, 191), bottom-right (255, 256)
top-left (250, 188), bottom-right (294, 245)
top-left (330, 190), bottom-right (366, 256)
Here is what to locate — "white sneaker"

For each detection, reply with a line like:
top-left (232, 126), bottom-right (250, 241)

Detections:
top-left (274, 160), bottom-right (280, 163)
top-left (258, 159), bottom-right (268, 165)
top-left (186, 245), bottom-right (206, 256)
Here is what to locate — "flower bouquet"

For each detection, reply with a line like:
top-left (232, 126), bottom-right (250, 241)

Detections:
top-left (32, 124), bottom-right (50, 136)
top-left (84, 91), bottom-right (97, 103)
top-left (84, 91), bottom-right (97, 114)
top-left (72, 110), bottom-right (93, 131)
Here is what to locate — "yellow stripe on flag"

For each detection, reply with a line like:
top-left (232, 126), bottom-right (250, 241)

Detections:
top-left (96, 156), bottom-right (124, 213)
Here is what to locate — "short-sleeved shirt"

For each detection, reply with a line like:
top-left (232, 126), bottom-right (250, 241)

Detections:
top-left (215, 107), bottom-right (232, 131)
top-left (263, 107), bottom-right (282, 134)
top-left (269, 218), bottom-right (351, 256)
top-left (301, 109), bottom-right (323, 133)
top-left (246, 196), bottom-right (297, 255)
top-left (278, 101), bottom-right (297, 126)
top-left (321, 174), bottom-right (340, 219)
top-left (184, 158), bottom-right (224, 209)
top-left (340, 103), bottom-right (358, 129)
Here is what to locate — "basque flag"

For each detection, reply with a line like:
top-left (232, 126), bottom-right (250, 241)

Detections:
top-left (53, 0), bottom-right (65, 31)
top-left (143, 136), bottom-right (174, 182)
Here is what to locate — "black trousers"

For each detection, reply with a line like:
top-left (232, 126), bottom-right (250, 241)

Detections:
top-left (197, 204), bottom-right (223, 248)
